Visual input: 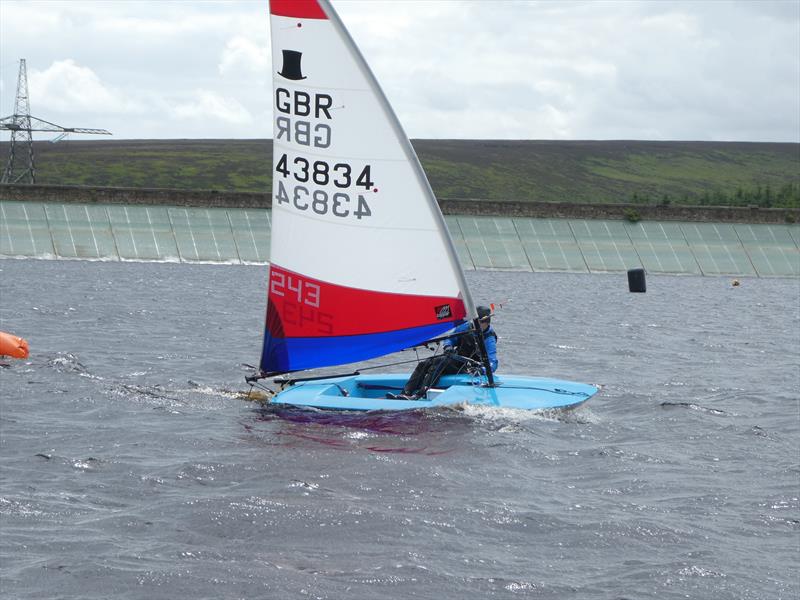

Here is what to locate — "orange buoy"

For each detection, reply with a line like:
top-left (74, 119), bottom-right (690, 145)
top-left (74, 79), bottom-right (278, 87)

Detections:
top-left (0, 331), bottom-right (29, 359)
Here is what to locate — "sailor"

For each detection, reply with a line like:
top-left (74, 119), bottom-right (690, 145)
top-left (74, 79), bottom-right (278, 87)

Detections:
top-left (393, 305), bottom-right (498, 399)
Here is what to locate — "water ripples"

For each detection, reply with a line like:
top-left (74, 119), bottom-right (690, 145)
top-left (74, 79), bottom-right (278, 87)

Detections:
top-left (1, 262), bottom-right (798, 599)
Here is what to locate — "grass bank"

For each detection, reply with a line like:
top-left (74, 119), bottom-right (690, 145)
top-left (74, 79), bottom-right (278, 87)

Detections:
top-left (2, 139), bottom-right (797, 208)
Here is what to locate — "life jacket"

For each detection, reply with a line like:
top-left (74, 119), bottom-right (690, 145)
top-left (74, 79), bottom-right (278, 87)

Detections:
top-left (455, 327), bottom-right (497, 362)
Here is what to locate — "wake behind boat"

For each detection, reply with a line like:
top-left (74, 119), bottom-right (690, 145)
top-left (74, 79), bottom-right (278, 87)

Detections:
top-left (247, 0), bottom-right (599, 411)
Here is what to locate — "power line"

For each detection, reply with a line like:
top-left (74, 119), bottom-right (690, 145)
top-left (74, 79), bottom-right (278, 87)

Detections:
top-left (0, 58), bottom-right (112, 184)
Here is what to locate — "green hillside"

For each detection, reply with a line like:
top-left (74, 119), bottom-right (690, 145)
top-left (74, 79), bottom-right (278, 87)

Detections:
top-left (3, 139), bottom-right (798, 207)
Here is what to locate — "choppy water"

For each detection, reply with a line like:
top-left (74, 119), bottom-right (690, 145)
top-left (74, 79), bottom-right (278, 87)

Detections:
top-left (1, 260), bottom-right (798, 600)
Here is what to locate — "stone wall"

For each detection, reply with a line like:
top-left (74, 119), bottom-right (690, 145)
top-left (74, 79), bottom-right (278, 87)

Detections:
top-left (0, 183), bottom-right (267, 209)
top-left (1, 183), bottom-right (797, 224)
top-left (438, 198), bottom-right (799, 224)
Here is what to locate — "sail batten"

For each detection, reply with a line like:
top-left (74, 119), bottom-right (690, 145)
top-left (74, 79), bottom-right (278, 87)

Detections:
top-left (261, 0), bottom-right (474, 374)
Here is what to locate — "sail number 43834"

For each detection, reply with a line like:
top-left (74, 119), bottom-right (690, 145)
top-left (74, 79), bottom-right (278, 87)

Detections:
top-left (276, 154), bottom-right (374, 189)
top-left (274, 153), bottom-right (374, 220)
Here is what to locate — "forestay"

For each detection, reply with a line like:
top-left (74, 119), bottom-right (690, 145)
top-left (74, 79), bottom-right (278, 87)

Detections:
top-left (261, 0), bottom-right (476, 374)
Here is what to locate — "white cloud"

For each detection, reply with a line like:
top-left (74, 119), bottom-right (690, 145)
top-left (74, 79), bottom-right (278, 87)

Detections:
top-left (28, 59), bottom-right (143, 115)
top-left (169, 90), bottom-right (253, 125)
top-left (219, 36), bottom-right (270, 75)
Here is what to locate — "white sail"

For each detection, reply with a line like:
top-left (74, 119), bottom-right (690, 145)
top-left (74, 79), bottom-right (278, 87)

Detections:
top-left (262, 0), bottom-right (476, 373)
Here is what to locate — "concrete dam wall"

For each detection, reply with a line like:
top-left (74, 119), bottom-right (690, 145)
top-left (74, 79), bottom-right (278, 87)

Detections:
top-left (2, 199), bottom-right (798, 277)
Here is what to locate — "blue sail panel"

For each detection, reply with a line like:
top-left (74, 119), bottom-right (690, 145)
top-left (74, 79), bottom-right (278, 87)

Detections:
top-left (260, 320), bottom-right (463, 374)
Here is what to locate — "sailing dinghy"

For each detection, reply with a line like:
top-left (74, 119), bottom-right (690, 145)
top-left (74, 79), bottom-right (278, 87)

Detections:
top-left (248, 0), bottom-right (599, 411)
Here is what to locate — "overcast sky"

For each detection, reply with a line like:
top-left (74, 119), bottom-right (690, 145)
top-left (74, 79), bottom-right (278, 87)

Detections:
top-left (1, 0), bottom-right (798, 142)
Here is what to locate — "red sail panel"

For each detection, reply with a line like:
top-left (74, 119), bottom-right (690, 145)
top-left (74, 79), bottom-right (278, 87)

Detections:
top-left (267, 264), bottom-right (466, 338)
top-left (270, 0), bottom-right (328, 19)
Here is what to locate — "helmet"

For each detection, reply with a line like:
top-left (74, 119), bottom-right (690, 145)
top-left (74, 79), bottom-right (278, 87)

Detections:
top-left (477, 305), bottom-right (492, 321)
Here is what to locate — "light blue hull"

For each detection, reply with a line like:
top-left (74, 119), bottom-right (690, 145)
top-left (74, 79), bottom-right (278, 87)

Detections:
top-left (269, 373), bottom-right (599, 412)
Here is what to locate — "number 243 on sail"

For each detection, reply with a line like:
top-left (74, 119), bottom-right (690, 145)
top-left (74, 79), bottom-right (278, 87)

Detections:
top-left (275, 181), bottom-right (372, 220)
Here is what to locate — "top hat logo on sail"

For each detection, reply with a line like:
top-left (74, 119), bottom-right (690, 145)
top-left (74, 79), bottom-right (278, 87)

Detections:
top-left (278, 50), bottom-right (307, 80)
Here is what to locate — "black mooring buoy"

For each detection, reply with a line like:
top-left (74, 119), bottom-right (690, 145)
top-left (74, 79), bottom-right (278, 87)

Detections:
top-left (628, 268), bottom-right (646, 293)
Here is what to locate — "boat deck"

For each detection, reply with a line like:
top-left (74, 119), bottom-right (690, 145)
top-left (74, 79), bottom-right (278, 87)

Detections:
top-left (269, 373), bottom-right (599, 412)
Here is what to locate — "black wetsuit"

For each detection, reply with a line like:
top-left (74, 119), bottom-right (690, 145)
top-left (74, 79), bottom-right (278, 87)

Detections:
top-left (401, 327), bottom-right (497, 398)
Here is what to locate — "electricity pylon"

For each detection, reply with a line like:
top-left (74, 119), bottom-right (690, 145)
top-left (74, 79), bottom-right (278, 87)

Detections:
top-left (0, 59), bottom-right (111, 184)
